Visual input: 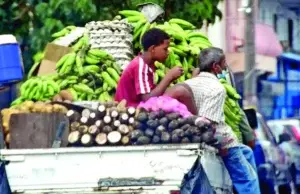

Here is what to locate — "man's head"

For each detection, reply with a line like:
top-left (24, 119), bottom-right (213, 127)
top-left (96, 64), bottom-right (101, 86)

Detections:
top-left (198, 47), bottom-right (227, 75)
top-left (141, 28), bottom-right (170, 62)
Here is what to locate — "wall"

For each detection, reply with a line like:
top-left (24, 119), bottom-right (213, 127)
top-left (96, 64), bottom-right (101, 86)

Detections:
top-left (205, 0), bottom-right (248, 52)
top-left (293, 19), bottom-right (300, 51)
top-left (206, 1), bottom-right (226, 51)
top-left (225, 0), bottom-right (246, 53)
top-left (259, 0), bottom-right (300, 51)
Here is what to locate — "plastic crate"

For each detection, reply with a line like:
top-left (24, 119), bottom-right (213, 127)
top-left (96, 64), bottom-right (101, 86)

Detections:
top-left (0, 35), bottom-right (24, 84)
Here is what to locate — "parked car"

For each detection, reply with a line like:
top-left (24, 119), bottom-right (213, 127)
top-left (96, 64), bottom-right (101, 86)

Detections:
top-left (268, 119), bottom-right (300, 193)
top-left (251, 113), bottom-right (292, 194)
top-left (268, 119), bottom-right (300, 143)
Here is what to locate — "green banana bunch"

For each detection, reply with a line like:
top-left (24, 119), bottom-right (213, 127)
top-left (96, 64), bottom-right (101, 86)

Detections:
top-left (71, 83), bottom-right (95, 101)
top-left (71, 34), bottom-right (89, 52)
top-left (51, 25), bottom-right (76, 39)
top-left (56, 76), bottom-right (78, 90)
top-left (33, 51), bottom-right (45, 63)
top-left (18, 76), bottom-right (60, 103)
top-left (56, 52), bottom-right (77, 76)
top-left (52, 42), bottom-right (121, 102)
top-left (220, 79), bottom-right (243, 142)
top-left (22, 23), bottom-right (124, 103)
top-left (98, 91), bottom-right (113, 103)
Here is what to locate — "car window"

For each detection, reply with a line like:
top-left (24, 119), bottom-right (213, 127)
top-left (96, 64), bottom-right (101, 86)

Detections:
top-left (268, 124), bottom-right (285, 143)
top-left (284, 125), bottom-right (295, 137)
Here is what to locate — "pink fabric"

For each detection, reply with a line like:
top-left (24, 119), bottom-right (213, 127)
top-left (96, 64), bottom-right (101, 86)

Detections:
top-left (138, 96), bottom-right (193, 118)
top-left (255, 23), bottom-right (283, 57)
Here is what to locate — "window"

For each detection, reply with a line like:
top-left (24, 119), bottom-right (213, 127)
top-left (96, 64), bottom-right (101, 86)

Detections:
top-left (273, 14), bottom-right (277, 33)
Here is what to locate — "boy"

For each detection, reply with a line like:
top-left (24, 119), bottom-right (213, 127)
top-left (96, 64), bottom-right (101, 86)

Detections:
top-left (115, 28), bottom-right (183, 107)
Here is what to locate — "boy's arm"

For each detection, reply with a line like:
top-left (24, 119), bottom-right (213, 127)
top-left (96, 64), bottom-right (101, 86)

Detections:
top-left (140, 75), bottom-right (174, 101)
top-left (134, 61), bottom-right (183, 102)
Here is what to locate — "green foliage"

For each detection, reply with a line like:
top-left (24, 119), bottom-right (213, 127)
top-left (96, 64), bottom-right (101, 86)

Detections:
top-left (169, 0), bottom-right (223, 26)
top-left (127, 0), bottom-right (223, 27)
top-left (0, 0), bottom-right (223, 75)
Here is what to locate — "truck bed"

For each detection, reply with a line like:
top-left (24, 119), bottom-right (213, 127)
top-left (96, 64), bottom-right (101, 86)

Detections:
top-left (0, 144), bottom-right (232, 193)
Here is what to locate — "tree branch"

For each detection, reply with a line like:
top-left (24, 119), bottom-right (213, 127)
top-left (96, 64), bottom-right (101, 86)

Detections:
top-left (164, 0), bottom-right (171, 19)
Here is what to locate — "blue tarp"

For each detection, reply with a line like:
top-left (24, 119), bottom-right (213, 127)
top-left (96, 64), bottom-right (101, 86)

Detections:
top-left (279, 52), bottom-right (300, 62)
top-left (0, 84), bottom-right (17, 110)
top-left (180, 157), bottom-right (215, 194)
top-left (0, 163), bottom-right (11, 194)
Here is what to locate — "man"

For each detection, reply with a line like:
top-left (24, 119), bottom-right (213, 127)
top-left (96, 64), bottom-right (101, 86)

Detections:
top-left (165, 47), bottom-right (260, 194)
top-left (191, 67), bottom-right (256, 148)
top-left (115, 28), bottom-right (183, 107)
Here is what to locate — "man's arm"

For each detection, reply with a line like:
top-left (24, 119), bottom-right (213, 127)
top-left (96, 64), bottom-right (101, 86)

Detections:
top-left (164, 84), bottom-right (198, 115)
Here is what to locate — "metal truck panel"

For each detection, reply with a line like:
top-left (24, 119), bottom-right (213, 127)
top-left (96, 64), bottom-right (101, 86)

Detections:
top-left (0, 144), bottom-right (232, 193)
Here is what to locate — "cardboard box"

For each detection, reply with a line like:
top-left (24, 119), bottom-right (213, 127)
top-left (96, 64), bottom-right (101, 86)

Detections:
top-left (37, 43), bottom-right (72, 76)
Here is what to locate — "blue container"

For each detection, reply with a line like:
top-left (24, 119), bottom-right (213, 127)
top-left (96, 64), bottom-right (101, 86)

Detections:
top-left (0, 35), bottom-right (24, 84)
top-left (0, 84), bottom-right (17, 110)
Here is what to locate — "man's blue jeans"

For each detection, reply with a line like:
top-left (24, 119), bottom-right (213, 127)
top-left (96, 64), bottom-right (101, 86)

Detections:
top-left (222, 145), bottom-right (261, 194)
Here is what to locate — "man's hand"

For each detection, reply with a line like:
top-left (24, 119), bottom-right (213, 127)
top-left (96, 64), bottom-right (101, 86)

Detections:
top-left (166, 66), bottom-right (183, 81)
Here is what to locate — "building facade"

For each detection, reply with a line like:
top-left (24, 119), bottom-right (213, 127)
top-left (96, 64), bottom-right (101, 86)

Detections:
top-left (204, 0), bottom-right (300, 119)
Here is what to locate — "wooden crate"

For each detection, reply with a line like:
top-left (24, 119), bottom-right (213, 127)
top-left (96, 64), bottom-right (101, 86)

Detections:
top-left (9, 113), bottom-right (69, 149)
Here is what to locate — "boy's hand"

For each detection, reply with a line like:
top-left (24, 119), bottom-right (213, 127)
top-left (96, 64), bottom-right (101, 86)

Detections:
top-left (166, 66), bottom-right (183, 81)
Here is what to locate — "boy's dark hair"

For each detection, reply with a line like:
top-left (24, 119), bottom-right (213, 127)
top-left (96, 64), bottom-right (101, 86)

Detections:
top-left (141, 28), bottom-right (170, 51)
top-left (198, 47), bottom-right (224, 72)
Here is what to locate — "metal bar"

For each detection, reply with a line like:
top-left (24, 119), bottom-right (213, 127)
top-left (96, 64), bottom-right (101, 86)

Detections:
top-left (0, 144), bottom-right (204, 156)
top-left (243, 0), bottom-right (257, 108)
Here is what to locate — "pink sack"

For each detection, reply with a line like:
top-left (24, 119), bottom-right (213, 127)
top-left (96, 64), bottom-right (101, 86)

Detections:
top-left (138, 96), bottom-right (193, 118)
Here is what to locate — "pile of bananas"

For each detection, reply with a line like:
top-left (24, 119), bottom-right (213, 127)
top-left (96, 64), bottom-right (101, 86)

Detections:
top-left (219, 79), bottom-right (243, 142)
top-left (14, 34), bottom-right (122, 106)
top-left (27, 26), bottom-right (85, 79)
top-left (119, 10), bottom-right (213, 84)
top-left (54, 36), bottom-right (121, 102)
top-left (11, 76), bottom-right (60, 106)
